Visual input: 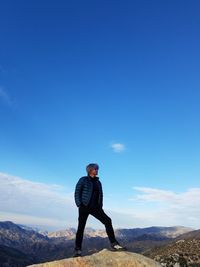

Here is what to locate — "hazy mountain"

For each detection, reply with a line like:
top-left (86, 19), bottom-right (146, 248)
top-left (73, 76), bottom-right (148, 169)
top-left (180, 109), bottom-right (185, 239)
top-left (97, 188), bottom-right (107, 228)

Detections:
top-left (115, 226), bottom-right (193, 239)
top-left (47, 227), bottom-right (107, 239)
top-left (47, 225), bottom-right (192, 240)
top-left (176, 229), bottom-right (200, 241)
top-left (17, 224), bottom-right (49, 236)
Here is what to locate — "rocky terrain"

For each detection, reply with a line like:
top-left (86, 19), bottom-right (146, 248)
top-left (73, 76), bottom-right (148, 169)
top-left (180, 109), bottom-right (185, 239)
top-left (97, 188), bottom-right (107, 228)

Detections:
top-left (0, 244), bottom-right (33, 267)
top-left (0, 221), bottom-right (73, 266)
top-left (27, 248), bottom-right (161, 267)
top-left (145, 230), bottom-right (200, 266)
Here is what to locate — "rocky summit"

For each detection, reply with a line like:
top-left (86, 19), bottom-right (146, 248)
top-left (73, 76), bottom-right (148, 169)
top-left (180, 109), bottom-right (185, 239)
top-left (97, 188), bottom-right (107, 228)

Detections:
top-left (27, 248), bottom-right (161, 267)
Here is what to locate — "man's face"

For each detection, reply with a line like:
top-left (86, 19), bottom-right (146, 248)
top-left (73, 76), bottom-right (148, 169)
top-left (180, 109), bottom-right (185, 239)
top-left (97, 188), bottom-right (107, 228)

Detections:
top-left (89, 168), bottom-right (98, 177)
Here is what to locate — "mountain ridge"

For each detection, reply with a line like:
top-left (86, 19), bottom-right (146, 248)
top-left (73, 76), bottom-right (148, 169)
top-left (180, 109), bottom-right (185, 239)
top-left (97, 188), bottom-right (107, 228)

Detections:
top-left (0, 221), bottom-right (198, 267)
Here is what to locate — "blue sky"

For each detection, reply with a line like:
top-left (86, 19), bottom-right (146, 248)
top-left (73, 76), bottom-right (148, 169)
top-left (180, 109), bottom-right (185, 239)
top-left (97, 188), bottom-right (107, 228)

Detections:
top-left (0, 0), bottom-right (200, 230)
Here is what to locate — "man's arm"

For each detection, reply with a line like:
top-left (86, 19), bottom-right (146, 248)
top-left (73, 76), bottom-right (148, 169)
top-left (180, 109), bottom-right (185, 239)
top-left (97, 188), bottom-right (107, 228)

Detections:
top-left (99, 181), bottom-right (103, 208)
top-left (74, 177), bottom-right (84, 207)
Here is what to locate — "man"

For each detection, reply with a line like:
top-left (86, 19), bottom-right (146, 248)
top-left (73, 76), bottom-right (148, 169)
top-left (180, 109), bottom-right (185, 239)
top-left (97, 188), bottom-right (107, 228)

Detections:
top-left (73, 163), bottom-right (127, 257)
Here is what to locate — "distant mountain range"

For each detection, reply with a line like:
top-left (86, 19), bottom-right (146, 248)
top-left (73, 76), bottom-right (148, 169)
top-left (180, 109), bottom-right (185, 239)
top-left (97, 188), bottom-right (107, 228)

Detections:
top-left (47, 225), bottom-right (193, 240)
top-left (17, 224), bottom-right (49, 236)
top-left (0, 220), bottom-right (198, 267)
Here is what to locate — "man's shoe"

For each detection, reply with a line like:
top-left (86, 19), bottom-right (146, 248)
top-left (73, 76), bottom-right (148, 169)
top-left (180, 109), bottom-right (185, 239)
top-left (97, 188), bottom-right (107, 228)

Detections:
top-left (73, 248), bottom-right (82, 257)
top-left (111, 241), bottom-right (127, 251)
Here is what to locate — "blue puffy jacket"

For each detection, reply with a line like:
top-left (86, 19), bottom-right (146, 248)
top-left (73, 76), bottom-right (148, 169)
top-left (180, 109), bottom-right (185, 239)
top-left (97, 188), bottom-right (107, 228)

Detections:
top-left (74, 176), bottom-right (103, 208)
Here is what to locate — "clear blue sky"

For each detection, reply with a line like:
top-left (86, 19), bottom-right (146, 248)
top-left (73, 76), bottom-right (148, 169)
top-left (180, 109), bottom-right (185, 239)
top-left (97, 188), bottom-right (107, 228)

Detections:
top-left (0, 1), bottom-right (200, 229)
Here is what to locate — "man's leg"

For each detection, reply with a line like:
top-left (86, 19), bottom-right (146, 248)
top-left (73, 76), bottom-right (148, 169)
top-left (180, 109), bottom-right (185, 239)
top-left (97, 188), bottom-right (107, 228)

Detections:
top-left (90, 207), bottom-right (117, 244)
top-left (75, 206), bottom-right (89, 249)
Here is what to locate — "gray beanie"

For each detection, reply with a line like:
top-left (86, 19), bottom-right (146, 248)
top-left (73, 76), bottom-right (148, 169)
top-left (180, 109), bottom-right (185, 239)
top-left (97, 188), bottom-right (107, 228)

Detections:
top-left (86, 163), bottom-right (99, 174)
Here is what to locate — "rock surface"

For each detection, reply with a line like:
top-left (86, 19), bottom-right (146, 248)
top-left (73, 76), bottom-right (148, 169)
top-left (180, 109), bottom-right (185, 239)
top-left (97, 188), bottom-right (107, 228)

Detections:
top-left (27, 248), bottom-right (161, 267)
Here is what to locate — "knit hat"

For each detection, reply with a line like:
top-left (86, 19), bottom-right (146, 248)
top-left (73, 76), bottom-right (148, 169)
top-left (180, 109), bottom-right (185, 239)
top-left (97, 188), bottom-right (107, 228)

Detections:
top-left (86, 163), bottom-right (99, 174)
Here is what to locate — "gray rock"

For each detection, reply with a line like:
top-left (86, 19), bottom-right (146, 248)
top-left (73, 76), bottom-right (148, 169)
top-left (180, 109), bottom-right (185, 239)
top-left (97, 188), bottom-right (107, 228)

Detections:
top-left (27, 248), bottom-right (161, 267)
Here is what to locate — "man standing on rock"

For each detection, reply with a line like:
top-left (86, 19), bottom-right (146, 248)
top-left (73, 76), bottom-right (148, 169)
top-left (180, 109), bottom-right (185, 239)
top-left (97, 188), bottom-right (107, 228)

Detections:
top-left (73, 163), bottom-right (127, 257)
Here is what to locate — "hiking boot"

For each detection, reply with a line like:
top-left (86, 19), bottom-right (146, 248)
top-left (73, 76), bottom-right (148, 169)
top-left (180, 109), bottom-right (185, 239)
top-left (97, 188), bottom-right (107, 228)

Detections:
top-left (110, 241), bottom-right (127, 251)
top-left (73, 248), bottom-right (82, 257)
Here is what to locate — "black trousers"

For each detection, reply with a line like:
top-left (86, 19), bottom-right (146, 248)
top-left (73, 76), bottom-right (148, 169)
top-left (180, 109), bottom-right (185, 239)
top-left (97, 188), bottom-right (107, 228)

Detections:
top-left (75, 205), bottom-right (117, 249)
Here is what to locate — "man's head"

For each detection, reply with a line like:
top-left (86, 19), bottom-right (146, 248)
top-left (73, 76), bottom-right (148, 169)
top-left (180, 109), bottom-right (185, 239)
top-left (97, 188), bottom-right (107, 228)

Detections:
top-left (86, 163), bottom-right (99, 177)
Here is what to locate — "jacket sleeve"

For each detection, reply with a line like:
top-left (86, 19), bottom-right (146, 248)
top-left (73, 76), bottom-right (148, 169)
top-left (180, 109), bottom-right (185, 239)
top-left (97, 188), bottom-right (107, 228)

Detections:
top-left (99, 181), bottom-right (103, 208)
top-left (74, 177), bottom-right (84, 207)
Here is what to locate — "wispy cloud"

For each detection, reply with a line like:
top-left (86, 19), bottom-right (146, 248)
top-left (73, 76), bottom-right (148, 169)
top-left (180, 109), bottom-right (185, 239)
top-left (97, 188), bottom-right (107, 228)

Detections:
top-left (0, 171), bottom-right (152, 230)
top-left (0, 172), bottom-right (76, 230)
top-left (1, 172), bottom-right (199, 230)
top-left (133, 187), bottom-right (177, 202)
top-left (128, 186), bottom-right (200, 228)
top-left (0, 87), bottom-right (13, 107)
top-left (110, 143), bottom-right (125, 153)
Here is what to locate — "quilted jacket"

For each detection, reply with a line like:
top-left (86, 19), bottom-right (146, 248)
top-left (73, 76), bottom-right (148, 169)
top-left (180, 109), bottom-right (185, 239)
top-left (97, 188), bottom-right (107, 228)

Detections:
top-left (74, 175), bottom-right (103, 208)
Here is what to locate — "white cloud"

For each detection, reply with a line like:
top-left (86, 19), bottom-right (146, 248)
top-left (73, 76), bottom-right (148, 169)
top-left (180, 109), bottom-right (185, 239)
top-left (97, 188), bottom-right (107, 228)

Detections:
top-left (111, 143), bottom-right (125, 153)
top-left (0, 172), bottom-right (137, 230)
top-left (0, 171), bottom-right (152, 230)
top-left (0, 172), bottom-right (76, 230)
top-left (1, 172), bottom-right (199, 231)
top-left (128, 186), bottom-right (200, 229)
top-left (132, 186), bottom-right (177, 202)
